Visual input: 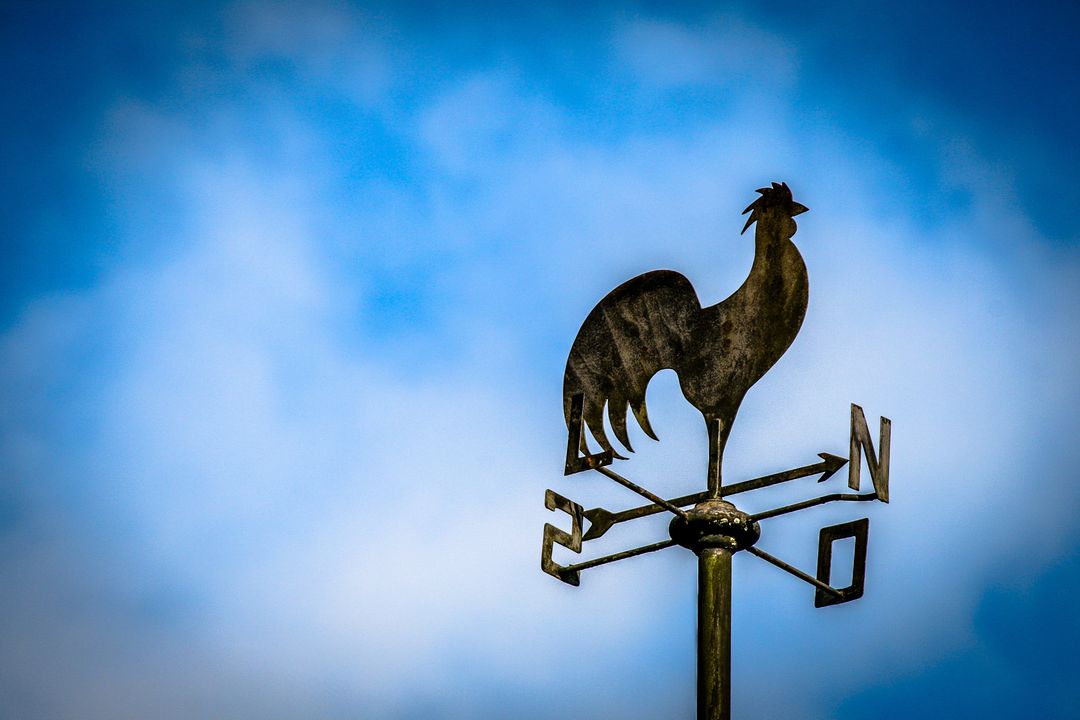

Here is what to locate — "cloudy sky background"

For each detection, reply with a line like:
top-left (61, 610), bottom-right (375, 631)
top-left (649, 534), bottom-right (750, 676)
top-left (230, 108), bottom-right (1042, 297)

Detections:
top-left (1, 1), bottom-right (1078, 718)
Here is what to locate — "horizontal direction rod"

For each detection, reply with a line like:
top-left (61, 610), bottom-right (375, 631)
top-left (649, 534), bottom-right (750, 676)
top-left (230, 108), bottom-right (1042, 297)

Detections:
top-left (582, 454), bottom-right (847, 541)
top-left (750, 492), bottom-right (878, 522)
top-left (583, 490), bottom-right (708, 541)
top-left (595, 466), bottom-right (691, 521)
top-left (560, 539), bottom-right (678, 574)
top-left (720, 453), bottom-right (847, 497)
top-left (746, 545), bottom-right (842, 598)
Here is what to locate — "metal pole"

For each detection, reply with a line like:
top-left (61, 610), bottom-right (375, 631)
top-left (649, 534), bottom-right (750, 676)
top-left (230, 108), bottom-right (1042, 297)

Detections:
top-left (698, 546), bottom-right (732, 720)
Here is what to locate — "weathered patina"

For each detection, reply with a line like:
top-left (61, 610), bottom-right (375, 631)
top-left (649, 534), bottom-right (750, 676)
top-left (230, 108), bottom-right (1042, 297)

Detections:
top-left (541, 183), bottom-right (893, 720)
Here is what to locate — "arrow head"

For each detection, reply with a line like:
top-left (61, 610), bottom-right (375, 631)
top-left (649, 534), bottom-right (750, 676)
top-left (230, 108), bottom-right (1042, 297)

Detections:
top-left (816, 453), bottom-right (848, 483)
top-left (582, 507), bottom-right (616, 541)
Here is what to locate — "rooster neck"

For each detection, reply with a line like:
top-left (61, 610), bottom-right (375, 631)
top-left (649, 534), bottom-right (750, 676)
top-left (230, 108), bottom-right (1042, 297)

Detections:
top-left (681, 211), bottom-right (808, 424)
top-left (749, 216), bottom-right (800, 278)
top-left (713, 214), bottom-right (807, 312)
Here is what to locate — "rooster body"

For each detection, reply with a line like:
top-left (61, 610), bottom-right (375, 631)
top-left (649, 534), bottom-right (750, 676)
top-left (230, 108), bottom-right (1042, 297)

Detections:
top-left (563, 183), bottom-right (810, 480)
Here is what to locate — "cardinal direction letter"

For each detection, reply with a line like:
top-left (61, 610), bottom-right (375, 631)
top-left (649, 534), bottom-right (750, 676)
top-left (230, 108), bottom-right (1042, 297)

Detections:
top-left (814, 518), bottom-right (869, 608)
top-left (541, 490), bottom-right (585, 586)
top-left (848, 404), bottom-right (891, 502)
top-left (565, 393), bottom-right (614, 475)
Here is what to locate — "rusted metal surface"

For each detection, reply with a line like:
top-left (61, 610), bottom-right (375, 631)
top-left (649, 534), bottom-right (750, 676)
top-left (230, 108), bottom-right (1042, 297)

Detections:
top-left (541, 489), bottom-right (584, 585)
top-left (669, 499), bottom-right (760, 554)
top-left (746, 545), bottom-right (844, 599)
top-left (722, 452), bottom-right (846, 495)
top-left (564, 392), bottom-right (613, 475)
top-left (749, 490), bottom-right (878, 522)
top-left (849, 404), bottom-right (891, 501)
top-left (558, 539), bottom-right (677, 576)
top-left (563, 182), bottom-right (809, 490)
top-left (583, 489), bottom-right (709, 541)
top-left (698, 548), bottom-right (732, 720)
top-left (594, 465), bottom-right (690, 520)
top-left (540, 184), bottom-right (894, 719)
top-left (815, 518), bottom-right (869, 607)
top-left (581, 452), bottom-right (847, 541)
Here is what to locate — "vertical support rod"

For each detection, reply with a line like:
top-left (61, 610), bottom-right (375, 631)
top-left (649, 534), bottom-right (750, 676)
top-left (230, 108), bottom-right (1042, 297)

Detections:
top-left (707, 418), bottom-right (722, 498)
top-left (698, 546), bottom-right (732, 720)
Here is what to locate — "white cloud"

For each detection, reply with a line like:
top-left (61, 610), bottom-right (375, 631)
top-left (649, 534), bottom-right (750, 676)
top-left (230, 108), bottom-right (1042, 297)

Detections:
top-left (1, 6), bottom-right (1077, 719)
top-left (613, 15), bottom-right (798, 92)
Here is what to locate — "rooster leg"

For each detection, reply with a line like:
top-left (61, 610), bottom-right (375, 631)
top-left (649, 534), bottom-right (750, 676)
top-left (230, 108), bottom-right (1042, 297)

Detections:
top-left (707, 417), bottom-right (729, 497)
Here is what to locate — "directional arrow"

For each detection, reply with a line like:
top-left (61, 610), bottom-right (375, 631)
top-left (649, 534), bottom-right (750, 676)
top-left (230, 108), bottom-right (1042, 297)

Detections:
top-left (582, 452), bottom-right (848, 541)
top-left (721, 452), bottom-right (847, 495)
top-left (583, 489), bottom-right (708, 541)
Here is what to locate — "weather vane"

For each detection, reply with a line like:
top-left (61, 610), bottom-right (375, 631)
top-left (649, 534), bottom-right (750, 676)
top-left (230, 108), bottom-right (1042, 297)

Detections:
top-left (541, 182), bottom-right (891, 720)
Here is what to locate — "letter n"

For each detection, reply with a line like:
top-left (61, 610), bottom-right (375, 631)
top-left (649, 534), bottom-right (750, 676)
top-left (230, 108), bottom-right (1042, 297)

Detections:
top-left (849, 404), bottom-right (890, 502)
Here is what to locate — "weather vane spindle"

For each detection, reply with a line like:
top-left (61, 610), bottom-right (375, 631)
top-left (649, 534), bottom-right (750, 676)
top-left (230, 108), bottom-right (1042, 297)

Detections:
top-left (541, 182), bottom-right (892, 720)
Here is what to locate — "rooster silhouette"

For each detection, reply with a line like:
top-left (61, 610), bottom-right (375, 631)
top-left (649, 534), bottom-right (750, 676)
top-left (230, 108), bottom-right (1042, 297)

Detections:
top-left (563, 182), bottom-right (810, 487)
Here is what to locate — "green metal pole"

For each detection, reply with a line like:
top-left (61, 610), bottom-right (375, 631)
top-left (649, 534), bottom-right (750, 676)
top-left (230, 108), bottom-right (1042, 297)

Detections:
top-left (698, 546), bottom-right (732, 720)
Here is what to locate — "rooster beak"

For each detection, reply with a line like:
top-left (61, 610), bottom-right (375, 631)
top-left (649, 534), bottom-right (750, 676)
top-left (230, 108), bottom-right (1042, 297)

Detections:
top-left (791, 202), bottom-right (809, 216)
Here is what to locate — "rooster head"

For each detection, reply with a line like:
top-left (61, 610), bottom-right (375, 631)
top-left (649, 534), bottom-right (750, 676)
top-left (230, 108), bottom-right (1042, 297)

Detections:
top-left (741, 181), bottom-right (809, 234)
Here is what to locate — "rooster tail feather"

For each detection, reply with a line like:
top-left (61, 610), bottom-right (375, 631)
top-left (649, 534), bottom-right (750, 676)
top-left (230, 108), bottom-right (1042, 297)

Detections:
top-left (630, 395), bottom-right (659, 441)
top-left (584, 397), bottom-right (627, 460)
top-left (607, 396), bottom-right (634, 453)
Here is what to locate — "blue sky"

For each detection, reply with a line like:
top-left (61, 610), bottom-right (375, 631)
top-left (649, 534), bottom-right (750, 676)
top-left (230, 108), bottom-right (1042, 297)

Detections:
top-left (1, 1), bottom-right (1078, 718)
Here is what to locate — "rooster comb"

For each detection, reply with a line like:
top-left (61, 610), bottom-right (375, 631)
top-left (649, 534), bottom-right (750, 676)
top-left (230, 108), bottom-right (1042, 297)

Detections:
top-left (741, 181), bottom-right (803, 234)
